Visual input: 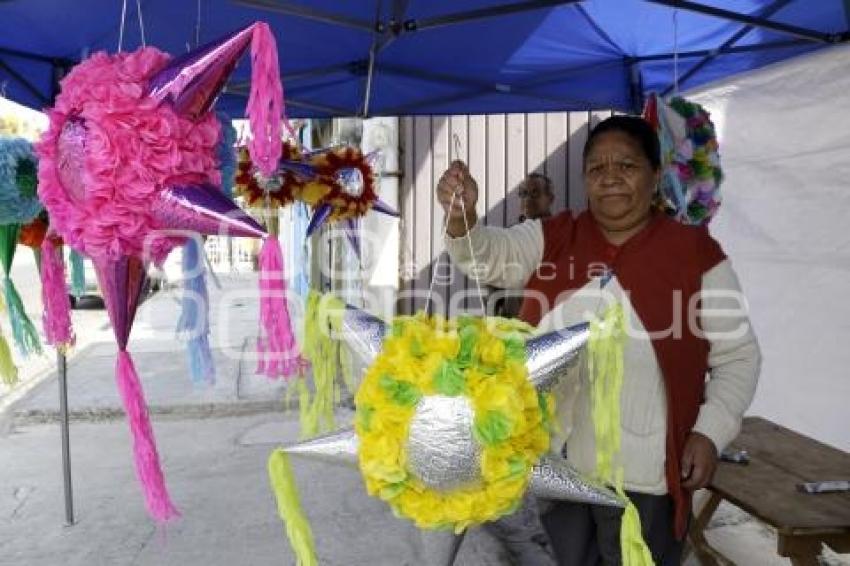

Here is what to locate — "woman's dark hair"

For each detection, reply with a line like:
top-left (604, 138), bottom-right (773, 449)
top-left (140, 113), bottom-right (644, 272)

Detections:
top-left (583, 115), bottom-right (660, 171)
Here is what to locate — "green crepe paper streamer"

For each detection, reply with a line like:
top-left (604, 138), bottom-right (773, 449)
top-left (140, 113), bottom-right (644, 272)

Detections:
top-left (357, 404), bottom-right (375, 433)
top-left (432, 360), bottom-right (466, 396)
top-left (473, 409), bottom-right (513, 446)
top-left (537, 392), bottom-right (552, 429)
top-left (0, 224), bottom-right (16, 275)
top-left (391, 319), bottom-right (405, 337)
top-left (267, 450), bottom-right (319, 566)
top-left (506, 455), bottom-right (528, 480)
top-left (409, 336), bottom-right (425, 358)
top-left (0, 224), bottom-right (41, 356)
top-left (0, 331), bottom-right (18, 386)
top-left (378, 374), bottom-right (421, 407)
top-left (379, 482), bottom-right (406, 500)
top-left (69, 249), bottom-right (86, 298)
top-left (504, 336), bottom-right (526, 362)
top-left (455, 323), bottom-right (478, 368)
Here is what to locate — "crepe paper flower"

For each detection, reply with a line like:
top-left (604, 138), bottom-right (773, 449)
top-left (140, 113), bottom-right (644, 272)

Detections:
top-left (0, 136), bottom-right (44, 356)
top-left (644, 93), bottom-right (723, 225)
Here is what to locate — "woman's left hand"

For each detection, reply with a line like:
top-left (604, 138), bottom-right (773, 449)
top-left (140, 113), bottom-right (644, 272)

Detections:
top-left (680, 432), bottom-right (718, 490)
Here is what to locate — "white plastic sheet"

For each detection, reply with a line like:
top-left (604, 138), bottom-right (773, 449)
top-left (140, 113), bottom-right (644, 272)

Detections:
top-left (689, 44), bottom-right (850, 451)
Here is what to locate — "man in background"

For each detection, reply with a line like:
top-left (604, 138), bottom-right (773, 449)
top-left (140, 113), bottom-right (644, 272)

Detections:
top-left (518, 172), bottom-right (555, 222)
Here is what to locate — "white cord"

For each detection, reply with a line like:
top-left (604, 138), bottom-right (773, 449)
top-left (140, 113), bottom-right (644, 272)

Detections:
top-left (195, 0), bottom-right (202, 47)
top-left (673, 9), bottom-right (679, 95)
top-left (425, 184), bottom-right (486, 315)
top-left (136, 0), bottom-right (147, 47)
top-left (425, 191), bottom-right (457, 313)
top-left (118, 0), bottom-right (128, 52)
top-left (458, 194), bottom-right (485, 314)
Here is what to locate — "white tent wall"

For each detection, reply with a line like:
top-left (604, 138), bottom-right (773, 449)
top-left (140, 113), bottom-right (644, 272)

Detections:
top-left (689, 45), bottom-right (850, 452)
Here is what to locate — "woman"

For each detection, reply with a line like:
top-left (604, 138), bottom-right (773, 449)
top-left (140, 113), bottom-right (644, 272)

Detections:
top-left (436, 116), bottom-right (760, 565)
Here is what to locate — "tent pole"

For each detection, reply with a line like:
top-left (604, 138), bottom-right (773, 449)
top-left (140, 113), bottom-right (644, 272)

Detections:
top-left (632, 39), bottom-right (806, 63)
top-left (407, 0), bottom-right (579, 31)
top-left (644, 0), bottom-right (839, 43)
top-left (232, 0), bottom-right (374, 32)
top-left (659, 0), bottom-right (794, 96)
top-left (627, 61), bottom-right (644, 114)
top-left (361, 0), bottom-right (384, 118)
top-left (57, 350), bottom-right (75, 526)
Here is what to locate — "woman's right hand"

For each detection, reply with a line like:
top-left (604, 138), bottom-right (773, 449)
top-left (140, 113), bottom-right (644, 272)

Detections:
top-left (436, 160), bottom-right (478, 236)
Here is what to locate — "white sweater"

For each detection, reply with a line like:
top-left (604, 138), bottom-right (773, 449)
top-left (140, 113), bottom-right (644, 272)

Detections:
top-left (446, 219), bottom-right (761, 494)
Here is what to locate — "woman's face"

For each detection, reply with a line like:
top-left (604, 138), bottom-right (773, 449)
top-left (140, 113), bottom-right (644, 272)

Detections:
top-left (583, 131), bottom-right (658, 232)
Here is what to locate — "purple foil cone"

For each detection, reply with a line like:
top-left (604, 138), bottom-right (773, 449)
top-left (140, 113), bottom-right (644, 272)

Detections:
top-left (146, 24), bottom-right (255, 119)
top-left (152, 184), bottom-right (266, 239)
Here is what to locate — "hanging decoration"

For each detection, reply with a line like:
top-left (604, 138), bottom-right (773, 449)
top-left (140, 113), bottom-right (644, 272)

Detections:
top-left (236, 144), bottom-right (399, 257)
top-left (269, 304), bottom-right (626, 563)
top-left (644, 93), bottom-right (723, 225)
top-left (355, 314), bottom-right (550, 532)
top-left (216, 112), bottom-right (237, 199)
top-left (36, 21), bottom-right (296, 522)
top-left (0, 136), bottom-right (44, 357)
top-left (235, 140), bottom-right (303, 209)
top-left (173, 113), bottom-right (236, 386)
top-left (39, 233), bottom-right (75, 353)
top-left (176, 237), bottom-right (215, 386)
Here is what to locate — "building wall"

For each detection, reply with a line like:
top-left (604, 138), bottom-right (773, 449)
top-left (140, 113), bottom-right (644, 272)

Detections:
top-left (398, 111), bottom-right (613, 316)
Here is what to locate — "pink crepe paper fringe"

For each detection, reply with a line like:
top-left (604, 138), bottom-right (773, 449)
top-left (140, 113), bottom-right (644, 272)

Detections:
top-left (116, 350), bottom-right (179, 522)
top-left (39, 238), bottom-right (74, 349)
top-left (246, 23), bottom-right (283, 178)
top-left (257, 237), bottom-right (302, 379)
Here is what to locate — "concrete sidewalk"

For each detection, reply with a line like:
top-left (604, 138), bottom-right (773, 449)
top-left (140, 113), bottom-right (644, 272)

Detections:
top-left (8, 273), bottom-right (290, 424)
top-left (0, 273), bottom-right (846, 565)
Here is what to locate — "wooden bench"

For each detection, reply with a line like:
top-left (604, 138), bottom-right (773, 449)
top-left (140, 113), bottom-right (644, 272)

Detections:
top-left (689, 417), bottom-right (850, 566)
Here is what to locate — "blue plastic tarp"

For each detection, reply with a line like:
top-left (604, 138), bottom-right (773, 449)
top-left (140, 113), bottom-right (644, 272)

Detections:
top-left (0, 0), bottom-right (847, 117)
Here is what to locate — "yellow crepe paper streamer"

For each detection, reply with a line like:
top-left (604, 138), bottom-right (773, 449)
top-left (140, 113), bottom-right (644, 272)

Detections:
top-left (0, 328), bottom-right (18, 386)
top-left (299, 291), bottom-right (354, 438)
top-left (268, 449), bottom-right (319, 566)
top-left (588, 304), bottom-right (654, 566)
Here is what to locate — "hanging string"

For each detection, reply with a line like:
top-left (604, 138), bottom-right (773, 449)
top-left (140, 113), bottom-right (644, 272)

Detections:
top-left (673, 9), bottom-right (680, 96)
top-left (136, 0), bottom-right (147, 48)
top-left (118, 0), bottom-right (128, 52)
top-left (458, 192), bottom-right (485, 313)
top-left (425, 190), bottom-right (457, 314)
top-left (195, 0), bottom-right (202, 47)
top-left (425, 177), bottom-right (486, 315)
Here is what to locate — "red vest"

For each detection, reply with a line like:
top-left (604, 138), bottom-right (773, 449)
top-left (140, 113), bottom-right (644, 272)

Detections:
top-left (519, 210), bottom-right (726, 539)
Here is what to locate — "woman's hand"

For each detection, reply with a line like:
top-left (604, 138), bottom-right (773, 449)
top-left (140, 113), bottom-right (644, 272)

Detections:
top-left (436, 160), bottom-right (478, 237)
top-left (681, 431), bottom-right (719, 490)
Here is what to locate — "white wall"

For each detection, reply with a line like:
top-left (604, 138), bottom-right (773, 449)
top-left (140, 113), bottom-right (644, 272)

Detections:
top-left (689, 45), bottom-right (850, 451)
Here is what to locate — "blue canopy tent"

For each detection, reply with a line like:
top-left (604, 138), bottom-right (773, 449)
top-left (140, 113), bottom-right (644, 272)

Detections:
top-left (1, 0), bottom-right (848, 531)
top-left (1, 0), bottom-right (848, 117)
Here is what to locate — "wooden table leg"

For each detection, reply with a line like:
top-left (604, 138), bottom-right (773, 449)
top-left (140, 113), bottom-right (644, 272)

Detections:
top-left (778, 534), bottom-right (823, 566)
top-left (686, 492), bottom-right (733, 566)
